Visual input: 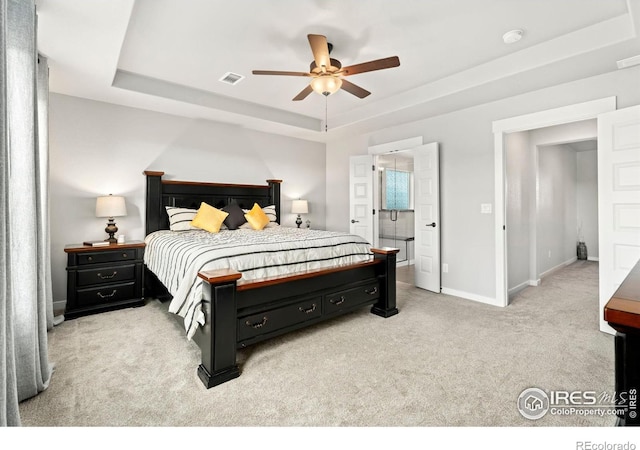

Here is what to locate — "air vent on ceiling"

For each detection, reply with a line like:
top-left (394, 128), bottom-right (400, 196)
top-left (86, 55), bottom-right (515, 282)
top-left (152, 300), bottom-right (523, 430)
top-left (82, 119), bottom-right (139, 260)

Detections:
top-left (219, 72), bottom-right (245, 85)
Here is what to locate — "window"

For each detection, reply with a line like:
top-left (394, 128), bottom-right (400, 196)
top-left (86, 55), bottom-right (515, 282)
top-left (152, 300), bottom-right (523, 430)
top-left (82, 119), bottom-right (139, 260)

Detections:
top-left (384, 169), bottom-right (411, 210)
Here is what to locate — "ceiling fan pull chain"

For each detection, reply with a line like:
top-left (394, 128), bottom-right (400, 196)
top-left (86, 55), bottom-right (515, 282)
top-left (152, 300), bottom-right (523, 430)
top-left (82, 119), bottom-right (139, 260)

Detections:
top-left (325, 94), bottom-right (328, 132)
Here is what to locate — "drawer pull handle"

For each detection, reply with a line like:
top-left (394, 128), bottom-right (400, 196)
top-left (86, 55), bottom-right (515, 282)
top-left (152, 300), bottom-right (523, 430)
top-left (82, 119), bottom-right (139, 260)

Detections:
top-left (122, 253), bottom-right (128, 258)
top-left (97, 271), bottom-right (118, 280)
top-left (245, 317), bottom-right (268, 329)
top-left (88, 256), bottom-right (93, 262)
top-left (365, 287), bottom-right (378, 295)
top-left (299, 304), bottom-right (317, 314)
top-left (97, 290), bottom-right (117, 299)
top-left (330, 296), bottom-right (345, 306)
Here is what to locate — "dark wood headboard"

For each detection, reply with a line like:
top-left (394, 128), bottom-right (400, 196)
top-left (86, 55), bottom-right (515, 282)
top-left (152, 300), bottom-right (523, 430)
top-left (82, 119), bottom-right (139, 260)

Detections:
top-left (144, 171), bottom-right (282, 235)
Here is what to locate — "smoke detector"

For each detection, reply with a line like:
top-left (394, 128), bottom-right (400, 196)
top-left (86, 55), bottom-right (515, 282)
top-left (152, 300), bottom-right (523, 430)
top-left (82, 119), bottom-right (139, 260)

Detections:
top-left (503, 29), bottom-right (523, 44)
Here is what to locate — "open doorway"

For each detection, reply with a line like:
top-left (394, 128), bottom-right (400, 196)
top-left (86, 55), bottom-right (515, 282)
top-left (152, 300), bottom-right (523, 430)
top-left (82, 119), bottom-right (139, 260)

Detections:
top-left (505, 121), bottom-right (599, 300)
top-left (492, 97), bottom-right (616, 313)
top-left (377, 151), bottom-right (416, 285)
top-left (377, 151), bottom-right (415, 267)
top-left (351, 138), bottom-right (440, 292)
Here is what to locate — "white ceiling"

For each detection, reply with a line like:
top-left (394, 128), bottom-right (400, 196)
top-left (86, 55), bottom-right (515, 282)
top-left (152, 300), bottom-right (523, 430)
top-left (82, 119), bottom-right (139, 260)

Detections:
top-left (36, 0), bottom-right (640, 142)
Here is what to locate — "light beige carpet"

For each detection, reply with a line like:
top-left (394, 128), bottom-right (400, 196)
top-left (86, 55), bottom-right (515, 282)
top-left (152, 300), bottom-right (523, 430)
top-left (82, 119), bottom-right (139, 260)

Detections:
top-left (19, 260), bottom-right (616, 427)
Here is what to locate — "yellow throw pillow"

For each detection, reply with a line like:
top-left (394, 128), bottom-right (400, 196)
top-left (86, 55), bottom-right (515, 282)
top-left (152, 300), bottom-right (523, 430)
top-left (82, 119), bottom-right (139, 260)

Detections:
top-left (244, 203), bottom-right (270, 230)
top-left (191, 202), bottom-right (229, 233)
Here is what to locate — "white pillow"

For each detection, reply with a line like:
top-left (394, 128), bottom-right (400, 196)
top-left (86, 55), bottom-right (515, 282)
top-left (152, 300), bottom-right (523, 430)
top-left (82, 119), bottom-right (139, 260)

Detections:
top-left (165, 206), bottom-right (198, 231)
top-left (239, 205), bottom-right (279, 229)
top-left (262, 205), bottom-right (278, 224)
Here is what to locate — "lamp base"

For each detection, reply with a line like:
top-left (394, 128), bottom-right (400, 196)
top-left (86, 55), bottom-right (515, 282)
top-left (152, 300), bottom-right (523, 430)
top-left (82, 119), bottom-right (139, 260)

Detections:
top-left (105, 219), bottom-right (118, 243)
top-left (295, 215), bottom-right (302, 228)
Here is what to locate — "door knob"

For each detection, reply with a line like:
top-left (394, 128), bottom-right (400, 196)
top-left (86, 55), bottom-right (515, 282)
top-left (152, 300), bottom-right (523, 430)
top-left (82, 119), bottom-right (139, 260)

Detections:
top-left (351, 219), bottom-right (360, 223)
top-left (426, 222), bottom-right (436, 227)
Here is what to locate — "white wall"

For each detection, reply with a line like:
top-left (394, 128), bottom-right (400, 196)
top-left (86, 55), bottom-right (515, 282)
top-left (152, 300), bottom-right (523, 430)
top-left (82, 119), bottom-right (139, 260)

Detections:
top-left (506, 121), bottom-right (599, 293)
top-left (537, 144), bottom-right (578, 275)
top-left (528, 120), bottom-right (597, 277)
top-left (50, 93), bottom-right (326, 306)
top-left (577, 150), bottom-right (599, 259)
top-left (326, 66), bottom-right (640, 301)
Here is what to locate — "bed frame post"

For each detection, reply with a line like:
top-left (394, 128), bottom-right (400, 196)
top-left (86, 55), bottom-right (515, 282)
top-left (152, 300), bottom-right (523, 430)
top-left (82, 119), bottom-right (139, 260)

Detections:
top-left (266, 179), bottom-right (282, 224)
top-left (194, 269), bottom-right (242, 388)
top-left (371, 248), bottom-right (400, 318)
top-left (144, 171), bottom-right (165, 236)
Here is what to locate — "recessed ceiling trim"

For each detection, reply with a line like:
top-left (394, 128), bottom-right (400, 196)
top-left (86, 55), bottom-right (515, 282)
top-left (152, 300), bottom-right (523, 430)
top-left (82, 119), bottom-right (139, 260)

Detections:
top-left (330, 13), bottom-right (634, 130)
top-left (617, 54), bottom-right (640, 69)
top-left (112, 69), bottom-right (321, 132)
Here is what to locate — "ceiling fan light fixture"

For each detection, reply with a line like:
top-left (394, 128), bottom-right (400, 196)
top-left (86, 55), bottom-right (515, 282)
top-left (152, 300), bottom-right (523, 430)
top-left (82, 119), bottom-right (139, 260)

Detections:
top-left (311, 75), bottom-right (342, 96)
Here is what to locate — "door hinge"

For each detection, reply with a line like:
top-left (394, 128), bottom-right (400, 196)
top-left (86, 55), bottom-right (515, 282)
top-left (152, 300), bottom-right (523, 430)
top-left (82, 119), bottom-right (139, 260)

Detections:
top-left (503, 225), bottom-right (506, 230)
top-left (373, 209), bottom-right (376, 215)
top-left (372, 164), bottom-right (375, 171)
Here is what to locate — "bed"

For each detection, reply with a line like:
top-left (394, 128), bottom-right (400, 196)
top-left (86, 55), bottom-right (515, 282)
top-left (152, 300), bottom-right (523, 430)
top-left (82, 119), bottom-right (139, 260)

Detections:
top-left (143, 171), bottom-right (399, 388)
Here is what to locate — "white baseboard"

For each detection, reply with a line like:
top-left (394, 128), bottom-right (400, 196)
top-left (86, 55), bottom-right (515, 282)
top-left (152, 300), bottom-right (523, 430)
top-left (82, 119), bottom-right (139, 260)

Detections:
top-left (508, 278), bottom-right (542, 296)
top-left (588, 256), bottom-right (599, 262)
top-left (539, 257), bottom-right (577, 280)
top-left (441, 287), bottom-right (503, 307)
top-left (508, 281), bottom-right (529, 296)
top-left (53, 299), bottom-right (66, 315)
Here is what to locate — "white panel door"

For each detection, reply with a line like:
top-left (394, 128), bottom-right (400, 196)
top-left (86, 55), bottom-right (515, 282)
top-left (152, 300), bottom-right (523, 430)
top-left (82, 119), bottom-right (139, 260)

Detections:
top-left (349, 155), bottom-right (374, 244)
top-left (598, 105), bottom-right (640, 333)
top-left (413, 143), bottom-right (440, 292)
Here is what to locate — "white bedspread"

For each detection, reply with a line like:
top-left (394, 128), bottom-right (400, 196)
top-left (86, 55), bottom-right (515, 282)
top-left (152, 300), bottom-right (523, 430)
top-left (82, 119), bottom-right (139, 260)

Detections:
top-left (144, 227), bottom-right (372, 338)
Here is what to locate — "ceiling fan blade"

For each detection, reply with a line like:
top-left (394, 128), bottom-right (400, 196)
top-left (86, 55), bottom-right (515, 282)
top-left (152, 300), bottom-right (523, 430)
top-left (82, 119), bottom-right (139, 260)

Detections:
top-left (292, 84), bottom-right (314, 101)
top-left (340, 79), bottom-right (371, 98)
top-left (307, 34), bottom-right (331, 70)
top-left (340, 56), bottom-right (400, 76)
top-left (252, 70), bottom-right (311, 77)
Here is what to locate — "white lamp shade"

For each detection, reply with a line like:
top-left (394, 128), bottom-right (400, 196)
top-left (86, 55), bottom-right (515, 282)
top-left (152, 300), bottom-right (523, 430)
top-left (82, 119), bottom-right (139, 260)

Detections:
top-left (291, 199), bottom-right (308, 214)
top-left (96, 195), bottom-right (127, 218)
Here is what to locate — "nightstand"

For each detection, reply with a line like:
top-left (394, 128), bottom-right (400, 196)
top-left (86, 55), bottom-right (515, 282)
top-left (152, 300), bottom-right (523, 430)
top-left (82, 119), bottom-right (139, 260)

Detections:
top-left (64, 241), bottom-right (145, 319)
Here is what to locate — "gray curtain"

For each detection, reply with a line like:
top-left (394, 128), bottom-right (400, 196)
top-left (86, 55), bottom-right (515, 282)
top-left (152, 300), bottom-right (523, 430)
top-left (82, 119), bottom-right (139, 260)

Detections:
top-left (1, 0), bottom-right (53, 426)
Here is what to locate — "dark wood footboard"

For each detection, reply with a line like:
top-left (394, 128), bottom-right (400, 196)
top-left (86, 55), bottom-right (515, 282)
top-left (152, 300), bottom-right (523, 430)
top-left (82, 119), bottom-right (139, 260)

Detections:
top-left (193, 248), bottom-right (399, 388)
top-left (142, 170), bottom-right (400, 388)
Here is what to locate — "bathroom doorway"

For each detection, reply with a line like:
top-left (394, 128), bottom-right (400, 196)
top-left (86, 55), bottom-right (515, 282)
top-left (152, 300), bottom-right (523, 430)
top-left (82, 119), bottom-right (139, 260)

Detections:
top-left (377, 151), bottom-right (415, 270)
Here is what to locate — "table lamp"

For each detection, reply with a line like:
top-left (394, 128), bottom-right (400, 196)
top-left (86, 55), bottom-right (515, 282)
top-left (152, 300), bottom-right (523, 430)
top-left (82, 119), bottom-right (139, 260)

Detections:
top-left (291, 199), bottom-right (308, 228)
top-left (96, 195), bottom-right (127, 242)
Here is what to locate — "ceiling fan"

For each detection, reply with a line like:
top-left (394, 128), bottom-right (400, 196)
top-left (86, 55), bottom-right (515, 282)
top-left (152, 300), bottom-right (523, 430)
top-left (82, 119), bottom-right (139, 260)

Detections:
top-left (252, 34), bottom-right (400, 101)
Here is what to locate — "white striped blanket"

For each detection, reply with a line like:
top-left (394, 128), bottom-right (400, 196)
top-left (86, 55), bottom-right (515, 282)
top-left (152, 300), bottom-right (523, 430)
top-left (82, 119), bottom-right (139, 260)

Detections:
top-left (144, 227), bottom-right (373, 339)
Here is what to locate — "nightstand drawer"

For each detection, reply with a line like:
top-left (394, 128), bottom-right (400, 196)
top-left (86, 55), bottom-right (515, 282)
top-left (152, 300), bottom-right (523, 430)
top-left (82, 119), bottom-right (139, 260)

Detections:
top-left (238, 297), bottom-right (321, 342)
top-left (78, 250), bottom-right (136, 266)
top-left (324, 282), bottom-right (380, 314)
top-left (65, 241), bottom-right (145, 319)
top-left (77, 264), bottom-right (136, 287)
top-left (76, 282), bottom-right (137, 307)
